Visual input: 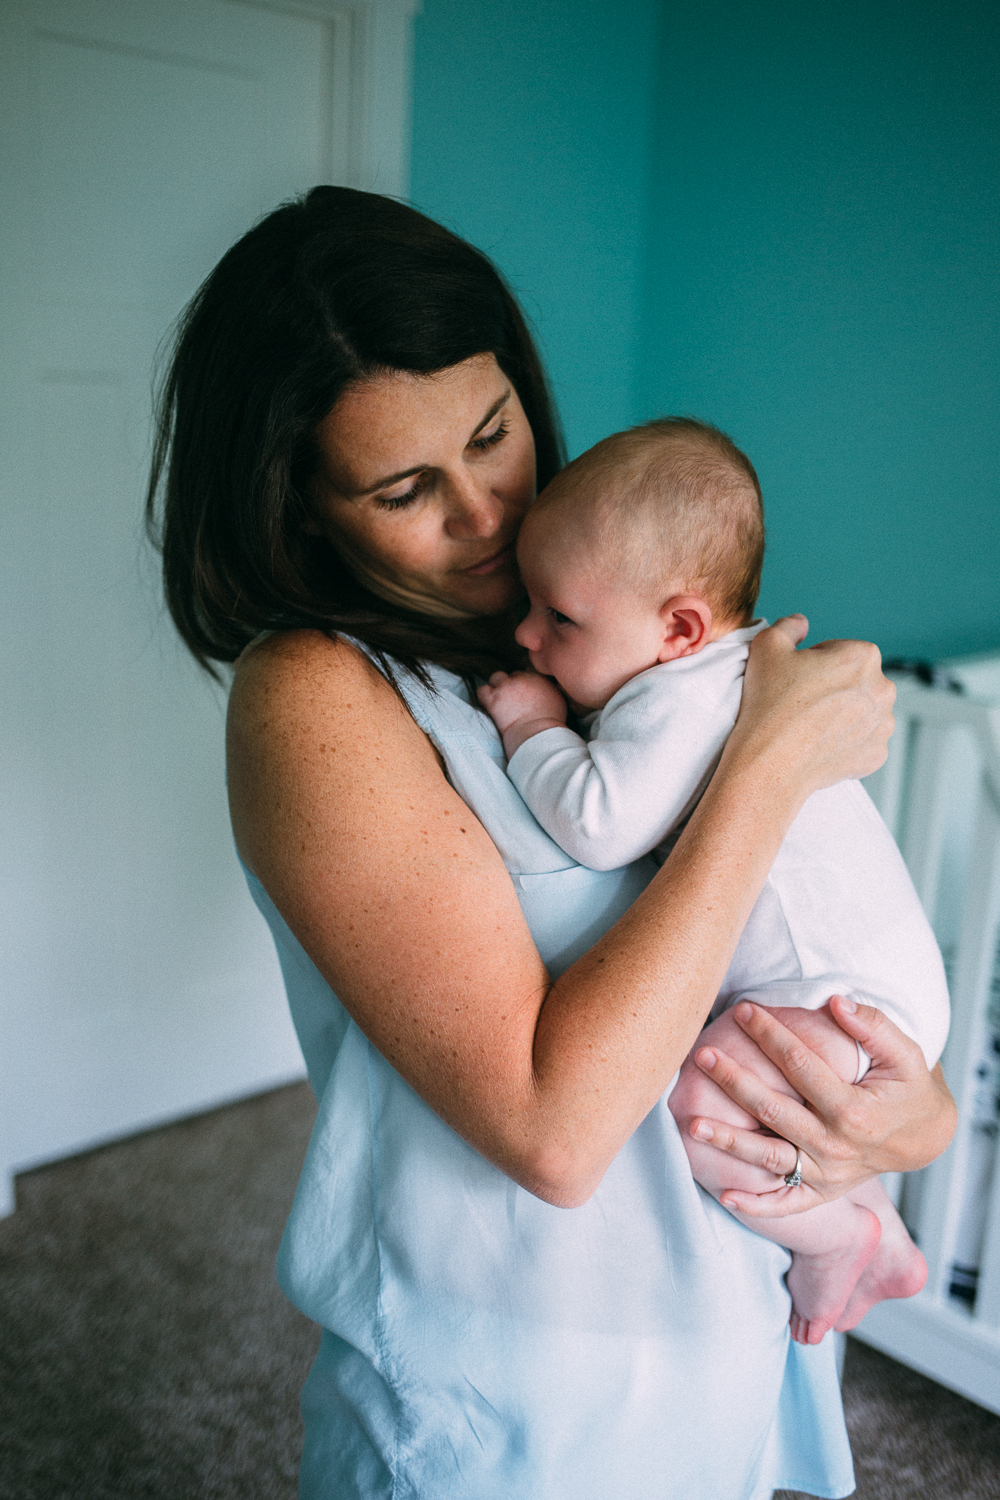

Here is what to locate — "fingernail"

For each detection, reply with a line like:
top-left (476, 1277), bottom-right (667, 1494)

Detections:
top-left (735, 1002), bottom-right (753, 1023)
top-left (691, 1122), bottom-right (712, 1142)
top-left (839, 997), bottom-right (858, 1013)
top-left (696, 1049), bottom-right (717, 1069)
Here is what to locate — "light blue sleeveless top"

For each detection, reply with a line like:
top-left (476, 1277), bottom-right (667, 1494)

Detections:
top-left (243, 655), bottom-right (855, 1500)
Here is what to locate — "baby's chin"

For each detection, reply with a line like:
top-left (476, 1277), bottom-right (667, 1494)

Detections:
top-left (567, 694), bottom-right (602, 716)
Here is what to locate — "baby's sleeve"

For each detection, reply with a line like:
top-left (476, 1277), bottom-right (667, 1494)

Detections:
top-left (506, 673), bottom-right (740, 871)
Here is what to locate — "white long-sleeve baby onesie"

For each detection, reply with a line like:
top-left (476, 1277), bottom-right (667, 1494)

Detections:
top-left (507, 623), bottom-right (950, 1066)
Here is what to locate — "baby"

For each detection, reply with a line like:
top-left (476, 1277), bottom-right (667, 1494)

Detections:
top-left (478, 417), bottom-right (950, 1345)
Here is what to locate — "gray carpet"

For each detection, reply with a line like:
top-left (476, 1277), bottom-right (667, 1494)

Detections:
top-left (2, 1084), bottom-right (999, 1498)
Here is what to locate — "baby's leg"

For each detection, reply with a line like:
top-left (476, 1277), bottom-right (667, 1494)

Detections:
top-left (669, 1005), bottom-right (895, 1344)
top-left (834, 1176), bottom-right (927, 1332)
top-left (711, 1006), bottom-right (928, 1329)
top-left (668, 1003), bottom-right (862, 1204)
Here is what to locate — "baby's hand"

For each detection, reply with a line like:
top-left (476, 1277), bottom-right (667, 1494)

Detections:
top-left (477, 671), bottom-right (568, 758)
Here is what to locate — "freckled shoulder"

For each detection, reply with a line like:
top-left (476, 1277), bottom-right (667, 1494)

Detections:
top-left (229, 627), bottom-right (414, 738)
top-left (226, 629), bottom-right (448, 874)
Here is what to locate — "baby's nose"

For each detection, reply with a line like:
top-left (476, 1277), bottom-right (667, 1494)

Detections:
top-left (514, 614), bottom-right (539, 650)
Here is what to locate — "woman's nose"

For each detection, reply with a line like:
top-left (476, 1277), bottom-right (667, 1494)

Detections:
top-left (444, 473), bottom-right (504, 538)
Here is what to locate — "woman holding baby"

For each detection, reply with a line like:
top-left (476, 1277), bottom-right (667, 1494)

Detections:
top-left (150, 187), bottom-right (955, 1499)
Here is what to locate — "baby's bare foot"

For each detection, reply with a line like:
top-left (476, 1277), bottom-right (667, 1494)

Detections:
top-left (834, 1209), bottom-right (928, 1333)
top-left (787, 1206), bottom-right (881, 1346)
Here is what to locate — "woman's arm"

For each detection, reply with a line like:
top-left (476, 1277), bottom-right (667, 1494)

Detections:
top-left (686, 996), bottom-right (957, 1212)
top-left (227, 616), bottom-right (894, 1208)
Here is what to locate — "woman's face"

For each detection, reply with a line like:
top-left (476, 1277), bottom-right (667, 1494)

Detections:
top-left (308, 354), bottom-right (537, 617)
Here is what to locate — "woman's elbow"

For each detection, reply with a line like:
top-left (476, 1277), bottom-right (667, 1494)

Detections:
top-left (516, 1141), bottom-right (607, 1209)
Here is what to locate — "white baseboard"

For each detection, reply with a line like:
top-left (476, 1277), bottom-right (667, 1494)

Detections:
top-left (0, 1069), bottom-right (308, 1220)
top-left (852, 1293), bottom-right (1000, 1415)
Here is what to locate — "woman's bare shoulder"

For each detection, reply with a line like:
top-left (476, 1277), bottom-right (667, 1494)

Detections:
top-left (227, 629), bottom-right (442, 870)
top-left (230, 627), bottom-right (399, 723)
top-left (228, 628), bottom-right (434, 757)
top-left (223, 630), bottom-right (558, 1195)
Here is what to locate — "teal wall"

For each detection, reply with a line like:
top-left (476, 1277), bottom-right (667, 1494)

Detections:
top-left (639, 0), bottom-right (1000, 659)
top-left (411, 1), bottom-right (1000, 660)
top-left (409, 0), bottom-right (660, 459)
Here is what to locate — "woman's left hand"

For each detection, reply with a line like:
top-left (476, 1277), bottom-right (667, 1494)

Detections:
top-left (687, 994), bottom-right (957, 1217)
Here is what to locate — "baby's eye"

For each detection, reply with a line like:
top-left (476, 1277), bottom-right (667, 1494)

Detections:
top-left (548, 608), bottom-right (575, 627)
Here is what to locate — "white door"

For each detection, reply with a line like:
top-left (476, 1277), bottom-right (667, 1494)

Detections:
top-left (0, 0), bottom-right (416, 1212)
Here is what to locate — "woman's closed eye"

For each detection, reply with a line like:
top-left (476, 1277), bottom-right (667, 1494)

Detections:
top-left (374, 471), bottom-right (432, 511)
top-left (470, 418), bottom-right (509, 452)
top-left (371, 419), bottom-right (510, 511)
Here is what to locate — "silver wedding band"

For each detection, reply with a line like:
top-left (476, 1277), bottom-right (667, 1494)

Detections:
top-left (783, 1150), bottom-right (803, 1189)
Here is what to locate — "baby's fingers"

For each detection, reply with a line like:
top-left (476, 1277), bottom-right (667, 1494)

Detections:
top-left (476, 673), bottom-right (509, 706)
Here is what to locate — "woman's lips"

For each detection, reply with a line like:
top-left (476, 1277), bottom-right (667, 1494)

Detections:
top-left (459, 542), bottom-right (516, 576)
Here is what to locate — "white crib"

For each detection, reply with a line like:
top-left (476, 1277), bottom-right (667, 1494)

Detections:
top-left (853, 655), bottom-right (1000, 1414)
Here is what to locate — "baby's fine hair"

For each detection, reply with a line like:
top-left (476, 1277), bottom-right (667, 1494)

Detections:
top-left (545, 417), bottom-right (765, 624)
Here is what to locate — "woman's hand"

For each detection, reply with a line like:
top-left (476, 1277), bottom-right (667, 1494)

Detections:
top-left (728, 616), bottom-right (896, 805)
top-left (687, 995), bottom-right (957, 1216)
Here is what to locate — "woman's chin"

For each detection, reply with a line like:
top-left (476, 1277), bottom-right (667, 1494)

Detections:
top-left (450, 572), bottom-right (524, 618)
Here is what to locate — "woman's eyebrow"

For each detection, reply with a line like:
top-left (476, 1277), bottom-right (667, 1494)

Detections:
top-left (353, 387), bottom-right (512, 495)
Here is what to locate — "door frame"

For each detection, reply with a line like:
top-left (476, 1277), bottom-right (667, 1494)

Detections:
top-left (253, 0), bottom-right (422, 200)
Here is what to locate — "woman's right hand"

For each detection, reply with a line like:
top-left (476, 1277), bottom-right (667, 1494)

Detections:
top-left (728, 615), bottom-right (896, 803)
top-left (687, 996), bottom-right (957, 1214)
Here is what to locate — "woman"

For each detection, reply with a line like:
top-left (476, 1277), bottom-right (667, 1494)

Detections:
top-left (149, 187), bottom-right (955, 1499)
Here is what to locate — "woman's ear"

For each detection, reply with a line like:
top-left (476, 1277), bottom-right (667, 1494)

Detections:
top-left (657, 595), bottom-right (713, 661)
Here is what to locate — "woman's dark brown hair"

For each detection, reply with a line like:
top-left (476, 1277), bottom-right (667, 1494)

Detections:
top-left (146, 186), bottom-right (565, 684)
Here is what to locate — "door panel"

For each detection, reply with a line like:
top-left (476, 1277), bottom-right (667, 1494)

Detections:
top-left (0, 0), bottom-right (413, 1207)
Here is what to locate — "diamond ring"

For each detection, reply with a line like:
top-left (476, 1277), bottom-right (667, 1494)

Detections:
top-left (783, 1150), bottom-right (803, 1189)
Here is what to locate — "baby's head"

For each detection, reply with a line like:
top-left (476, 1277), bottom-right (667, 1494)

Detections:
top-left (514, 417), bottom-right (764, 710)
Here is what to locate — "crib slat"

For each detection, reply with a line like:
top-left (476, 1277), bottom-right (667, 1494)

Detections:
top-left (912, 771), bottom-right (1000, 1298)
top-left (864, 703), bottom-right (913, 836)
top-left (900, 717), bottom-right (959, 917)
top-left (855, 681), bottom-right (1000, 1409)
top-left (973, 1135), bottom-right (1000, 1328)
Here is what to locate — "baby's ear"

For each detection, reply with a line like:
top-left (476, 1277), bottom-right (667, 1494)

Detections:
top-left (657, 595), bottom-right (713, 661)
